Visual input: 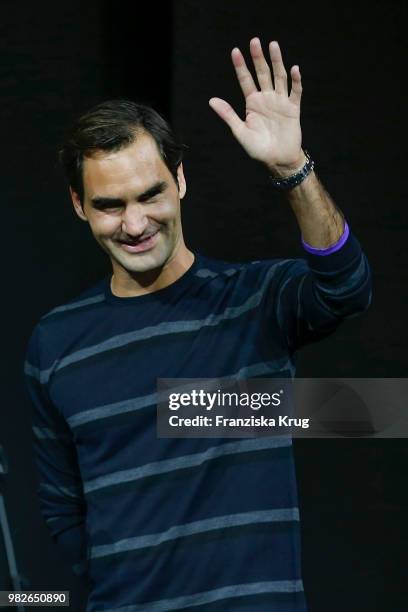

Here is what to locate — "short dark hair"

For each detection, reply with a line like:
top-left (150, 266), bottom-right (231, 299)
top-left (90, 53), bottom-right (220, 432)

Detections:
top-left (59, 99), bottom-right (186, 203)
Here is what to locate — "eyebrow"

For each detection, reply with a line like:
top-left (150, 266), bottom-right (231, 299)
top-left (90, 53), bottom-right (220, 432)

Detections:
top-left (91, 180), bottom-right (168, 207)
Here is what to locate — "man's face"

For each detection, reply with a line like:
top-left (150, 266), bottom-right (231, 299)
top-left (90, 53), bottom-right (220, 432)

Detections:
top-left (71, 132), bottom-right (187, 276)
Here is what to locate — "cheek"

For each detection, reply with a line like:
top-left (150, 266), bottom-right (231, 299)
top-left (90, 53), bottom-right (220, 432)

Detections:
top-left (125, 202), bottom-right (177, 226)
top-left (89, 215), bottom-right (121, 237)
top-left (153, 199), bottom-right (179, 219)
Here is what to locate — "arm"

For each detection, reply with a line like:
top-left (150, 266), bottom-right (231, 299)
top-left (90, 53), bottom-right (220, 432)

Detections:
top-left (208, 37), bottom-right (345, 248)
top-left (23, 326), bottom-right (89, 579)
top-left (271, 230), bottom-right (372, 351)
top-left (209, 37), bottom-right (371, 349)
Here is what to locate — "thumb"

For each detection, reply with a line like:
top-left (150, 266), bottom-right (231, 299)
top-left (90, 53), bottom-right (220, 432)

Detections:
top-left (209, 98), bottom-right (243, 138)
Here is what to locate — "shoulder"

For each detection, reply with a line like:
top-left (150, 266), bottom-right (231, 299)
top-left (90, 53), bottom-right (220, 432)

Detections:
top-left (39, 276), bottom-right (108, 323)
top-left (195, 251), bottom-right (306, 290)
top-left (24, 276), bottom-right (109, 369)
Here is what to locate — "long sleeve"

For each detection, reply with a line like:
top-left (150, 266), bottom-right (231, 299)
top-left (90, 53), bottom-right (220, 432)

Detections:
top-left (273, 229), bottom-right (372, 351)
top-left (23, 325), bottom-right (89, 578)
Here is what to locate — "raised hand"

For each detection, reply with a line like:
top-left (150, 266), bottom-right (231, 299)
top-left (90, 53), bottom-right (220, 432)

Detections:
top-left (209, 38), bottom-right (305, 174)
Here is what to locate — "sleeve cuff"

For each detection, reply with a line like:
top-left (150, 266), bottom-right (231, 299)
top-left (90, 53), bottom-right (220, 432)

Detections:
top-left (301, 220), bottom-right (350, 255)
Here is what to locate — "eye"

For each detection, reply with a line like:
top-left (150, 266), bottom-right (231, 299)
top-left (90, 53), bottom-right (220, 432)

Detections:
top-left (143, 194), bottom-right (161, 204)
top-left (98, 204), bottom-right (123, 213)
top-left (142, 189), bottom-right (166, 204)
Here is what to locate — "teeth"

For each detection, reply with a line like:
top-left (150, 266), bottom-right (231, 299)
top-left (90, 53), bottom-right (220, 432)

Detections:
top-left (122, 231), bottom-right (156, 246)
top-left (141, 231), bottom-right (157, 241)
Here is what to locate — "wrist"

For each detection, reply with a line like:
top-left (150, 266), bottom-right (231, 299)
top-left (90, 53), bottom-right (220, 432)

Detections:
top-left (268, 149), bottom-right (315, 191)
top-left (266, 149), bottom-right (307, 178)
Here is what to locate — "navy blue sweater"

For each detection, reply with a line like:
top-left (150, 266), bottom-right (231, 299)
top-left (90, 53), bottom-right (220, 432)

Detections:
top-left (23, 230), bottom-right (371, 611)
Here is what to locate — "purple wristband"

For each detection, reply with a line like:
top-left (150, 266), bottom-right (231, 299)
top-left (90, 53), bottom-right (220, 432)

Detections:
top-left (301, 220), bottom-right (350, 255)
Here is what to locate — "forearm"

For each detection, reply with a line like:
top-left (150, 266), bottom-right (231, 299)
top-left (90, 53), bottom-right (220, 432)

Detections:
top-left (38, 481), bottom-right (89, 576)
top-left (267, 150), bottom-right (345, 249)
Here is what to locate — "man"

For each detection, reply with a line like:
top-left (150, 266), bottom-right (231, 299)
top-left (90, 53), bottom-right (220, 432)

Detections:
top-left (24, 38), bottom-right (371, 611)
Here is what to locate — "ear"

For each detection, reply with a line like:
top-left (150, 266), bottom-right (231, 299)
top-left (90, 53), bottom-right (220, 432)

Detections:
top-left (70, 187), bottom-right (88, 222)
top-left (177, 163), bottom-right (187, 200)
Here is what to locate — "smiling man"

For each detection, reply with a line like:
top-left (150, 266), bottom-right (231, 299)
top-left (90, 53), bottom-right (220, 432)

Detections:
top-left (24, 39), bottom-right (371, 612)
top-left (67, 107), bottom-right (194, 295)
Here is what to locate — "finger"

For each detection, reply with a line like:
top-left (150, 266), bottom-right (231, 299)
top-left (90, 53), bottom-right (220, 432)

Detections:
top-left (209, 97), bottom-right (245, 138)
top-left (249, 37), bottom-right (273, 91)
top-left (268, 40), bottom-right (288, 95)
top-left (289, 65), bottom-right (302, 105)
top-left (231, 47), bottom-right (258, 98)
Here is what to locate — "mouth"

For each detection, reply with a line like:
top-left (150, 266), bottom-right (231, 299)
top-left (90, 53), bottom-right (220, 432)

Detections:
top-left (118, 230), bottom-right (160, 253)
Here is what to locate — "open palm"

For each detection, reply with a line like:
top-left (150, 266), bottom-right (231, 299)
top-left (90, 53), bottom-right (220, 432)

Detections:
top-left (209, 38), bottom-right (303, 171)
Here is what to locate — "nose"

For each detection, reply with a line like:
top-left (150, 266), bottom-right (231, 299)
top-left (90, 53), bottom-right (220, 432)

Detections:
top-left (121, 203), bottom-right (149, 238)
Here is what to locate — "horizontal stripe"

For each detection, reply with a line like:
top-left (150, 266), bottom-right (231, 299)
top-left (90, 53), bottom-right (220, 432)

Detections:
top-left (84, 436), bottom-right (291, 494)
top-left (23, 360), bottom-right (41, 380)
top-left (32, 426), bottom-right (58, 440)
top-left (196, 268), bottom-right (222, 278)
top-left (91, 507), bottom-right (300, 559)
top-left (102, 580), bottom-right (304, 611)
top-left (41, 482), bottom-right (83, 500)
top-left (41, 293), bottom-right (105, 318)
top-left (67, 358), bottom-right (294, 429)
top-left (314, 254), bottom-right (368, 296)
top-left (196, 267), bottom-right (240, 278)
top-left (32, 426), bottom-right (71, 441)
top-left (68, 389), bottom-right (158, 428)
top-left (342, 288), bottom-right (372, 318)
top-left (28, 260), bottom-right (291, 384)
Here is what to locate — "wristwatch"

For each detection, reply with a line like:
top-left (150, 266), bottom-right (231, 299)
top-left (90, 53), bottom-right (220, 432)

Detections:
top-left (269, 149), bottom-right (314, 190)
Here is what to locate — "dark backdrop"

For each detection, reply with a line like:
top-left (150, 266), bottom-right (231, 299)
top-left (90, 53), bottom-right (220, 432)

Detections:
top-left (1, 2), bottom-right (406, 610)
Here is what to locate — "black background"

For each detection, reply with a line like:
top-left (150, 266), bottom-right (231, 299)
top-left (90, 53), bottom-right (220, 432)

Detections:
top-left (1, 1), bottom-right (407, 610)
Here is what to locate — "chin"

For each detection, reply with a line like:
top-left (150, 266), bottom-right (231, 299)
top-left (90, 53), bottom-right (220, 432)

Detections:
top-left (113, 246), bottom-right (170, 274)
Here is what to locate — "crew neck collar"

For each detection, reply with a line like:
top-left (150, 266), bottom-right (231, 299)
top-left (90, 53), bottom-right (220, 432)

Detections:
top-left (104, 252), bottom-right (202, 305)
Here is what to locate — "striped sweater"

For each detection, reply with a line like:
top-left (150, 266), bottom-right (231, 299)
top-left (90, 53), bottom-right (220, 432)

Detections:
top-left (23, 229), bottom-right (371, 611)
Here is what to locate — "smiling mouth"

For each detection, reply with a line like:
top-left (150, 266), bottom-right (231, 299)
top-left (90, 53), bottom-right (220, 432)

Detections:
top-left (119, 230), bottom-right (159, 246)
top-left (117, 230), bottom-right (160, 253)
